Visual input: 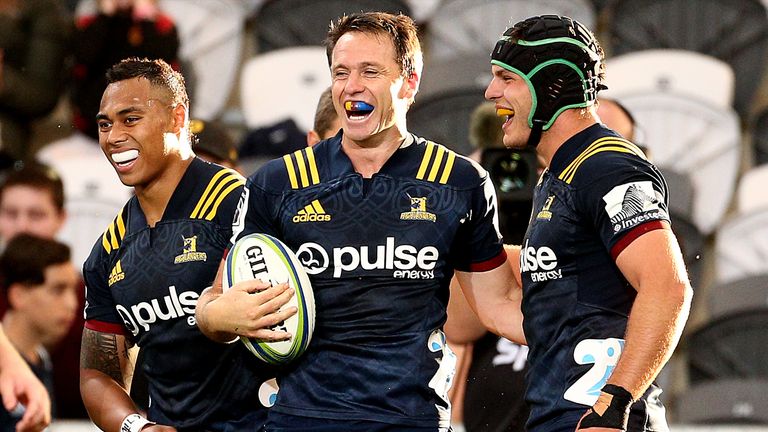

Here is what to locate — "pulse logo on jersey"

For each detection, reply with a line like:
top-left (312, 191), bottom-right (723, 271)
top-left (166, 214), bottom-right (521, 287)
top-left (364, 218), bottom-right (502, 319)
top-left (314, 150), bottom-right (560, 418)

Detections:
top-left (296, 237), bottom-right (439, 279)
top-left (520, 239), bottom-right (562, 282)
top-left (602, 181), bottom-right (666, 233)
top-left (115, 285), bottom-right (199, 336)
top-left (174, 235), bottom-right (208, 264)
top-left (400, 196), bottom-right (436, 222)
top-left (108, 260), bottom-right (125, 286)
top-left (293, 199), bottom-right (331, 223)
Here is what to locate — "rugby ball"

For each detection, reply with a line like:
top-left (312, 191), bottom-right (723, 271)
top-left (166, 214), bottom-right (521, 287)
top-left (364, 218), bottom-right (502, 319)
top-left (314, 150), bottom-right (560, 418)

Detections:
top-left (223, 233), bottom-right (315, 364)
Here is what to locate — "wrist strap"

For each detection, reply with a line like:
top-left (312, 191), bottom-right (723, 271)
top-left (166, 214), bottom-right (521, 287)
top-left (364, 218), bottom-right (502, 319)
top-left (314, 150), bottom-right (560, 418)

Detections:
top-left (578, 384), bottom-right (633, 430)
top-left (121, 413), bottom-right (155, 432)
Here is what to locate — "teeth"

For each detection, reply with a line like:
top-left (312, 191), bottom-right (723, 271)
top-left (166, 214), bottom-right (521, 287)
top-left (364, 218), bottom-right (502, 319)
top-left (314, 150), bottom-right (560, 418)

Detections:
top-left (496, 108), bottom-right (514, 117)
top-left (112, 149), bottom-right (139, 164)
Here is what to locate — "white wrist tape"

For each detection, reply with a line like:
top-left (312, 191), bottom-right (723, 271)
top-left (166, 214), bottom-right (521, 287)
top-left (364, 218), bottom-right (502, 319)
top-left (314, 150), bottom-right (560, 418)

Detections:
top-left (121, 413), bottom-right (155, 432)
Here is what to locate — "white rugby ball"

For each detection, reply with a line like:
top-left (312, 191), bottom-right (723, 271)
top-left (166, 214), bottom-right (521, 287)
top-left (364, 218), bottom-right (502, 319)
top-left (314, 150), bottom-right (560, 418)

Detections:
top-left (223, 233), bottom-right (315, 364)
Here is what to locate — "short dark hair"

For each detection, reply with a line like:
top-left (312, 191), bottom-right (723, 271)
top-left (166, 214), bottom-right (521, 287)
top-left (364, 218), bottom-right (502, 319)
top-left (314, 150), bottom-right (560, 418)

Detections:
top-left (313, 87), bottom-right (338, 139)
top-left (325, 12), bottom-right (422, 78)
top-left (106, 57), bottom-right (189, 110)
top-left (0, 234), bottom-right (71, 302)
top-left (0, 162), bottom-right (65, 212)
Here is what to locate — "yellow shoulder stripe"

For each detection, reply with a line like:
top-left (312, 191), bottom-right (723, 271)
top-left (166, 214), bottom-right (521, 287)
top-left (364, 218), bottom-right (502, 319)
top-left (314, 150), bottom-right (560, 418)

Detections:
top-left (558, 137), bottom-right (646, 184)
top-left (416, 141), bottom-right (456, 184)
top-left (284, 147), bottom-right (320, 189)
top-left (191, 168), bottom-right (245, 219)
top-left (101, 208), bottom-right (126, 254)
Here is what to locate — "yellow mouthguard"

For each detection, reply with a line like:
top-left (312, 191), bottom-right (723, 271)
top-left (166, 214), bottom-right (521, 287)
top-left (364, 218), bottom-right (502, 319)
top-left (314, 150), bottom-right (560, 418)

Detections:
top-left (496, 108), bottom-right (515, 117)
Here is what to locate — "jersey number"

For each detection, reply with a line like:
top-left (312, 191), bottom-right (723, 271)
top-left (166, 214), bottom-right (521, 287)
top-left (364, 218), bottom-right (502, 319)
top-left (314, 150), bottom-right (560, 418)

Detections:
top-left (563, 338), bottom-right (624, 406)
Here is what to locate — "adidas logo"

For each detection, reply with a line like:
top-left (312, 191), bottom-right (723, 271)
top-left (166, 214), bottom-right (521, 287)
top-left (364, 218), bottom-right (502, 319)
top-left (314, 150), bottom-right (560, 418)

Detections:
top-left (293, 199), bottom-right (331, 223)
top-left (108, 260), bottom-right (125, 286)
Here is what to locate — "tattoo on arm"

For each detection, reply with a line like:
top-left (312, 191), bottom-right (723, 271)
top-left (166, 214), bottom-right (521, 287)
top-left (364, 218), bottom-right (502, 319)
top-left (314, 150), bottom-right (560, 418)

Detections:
top-left (81, 328), bottom-right (134, 386)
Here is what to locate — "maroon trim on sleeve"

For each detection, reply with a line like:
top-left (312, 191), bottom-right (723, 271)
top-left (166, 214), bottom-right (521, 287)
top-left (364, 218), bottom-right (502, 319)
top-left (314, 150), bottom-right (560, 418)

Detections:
top-left (469, 248), bottom-right (508, 272)
top-left (84, 320), bottom-right (126, 335)
top-left (610, 220), bottom-right (668, 260)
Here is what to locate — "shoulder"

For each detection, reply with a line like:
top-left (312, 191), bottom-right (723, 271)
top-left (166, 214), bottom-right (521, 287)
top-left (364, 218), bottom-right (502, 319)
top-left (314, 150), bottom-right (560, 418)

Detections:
top-left (411, 137), bottom-right (487, 189)
top-left (249, 146), bottom-right (322, 192)
top-left (186, 159), bottom-right (245, 223)
top-left (556, 135), bottom-right (653, 187)
top-left (84, 200), bottom-right (132, 270)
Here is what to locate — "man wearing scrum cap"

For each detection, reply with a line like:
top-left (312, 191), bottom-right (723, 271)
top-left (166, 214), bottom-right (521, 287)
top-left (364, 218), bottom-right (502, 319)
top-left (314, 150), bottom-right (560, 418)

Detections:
top-left (197, 11), bottom-right (524, 432)
top-left (79, 57), bottom-right (294, 432)
top-left (483, 15), bottom-right (692, 431)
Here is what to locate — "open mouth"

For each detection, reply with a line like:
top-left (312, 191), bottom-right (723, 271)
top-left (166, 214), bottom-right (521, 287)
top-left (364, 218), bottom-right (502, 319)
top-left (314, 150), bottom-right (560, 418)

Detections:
top-left (345, 101), bottom-right (375, 120)
top-left (496, 108), bottom-right (515, 123)
top-left (112, 149), bottom-right (139, 167)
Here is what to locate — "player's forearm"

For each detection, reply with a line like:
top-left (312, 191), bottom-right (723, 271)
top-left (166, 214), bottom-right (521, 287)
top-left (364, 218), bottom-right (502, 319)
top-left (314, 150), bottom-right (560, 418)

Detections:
top-left (456, 266), bottom-right (526, 345)
top-left (607, 281), bottom-right (692, 399)
top-left (80, 368), bottom-right (143, 432)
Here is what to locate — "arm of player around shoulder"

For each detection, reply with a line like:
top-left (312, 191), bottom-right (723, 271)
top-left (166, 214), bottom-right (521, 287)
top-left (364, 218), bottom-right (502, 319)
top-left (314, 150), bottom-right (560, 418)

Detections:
top-left (609, 227), bottom-right (692, 399)
top-left (195, 259), bottom-right (297, 343)
top-left (454, 246), bottom-right (526, 345)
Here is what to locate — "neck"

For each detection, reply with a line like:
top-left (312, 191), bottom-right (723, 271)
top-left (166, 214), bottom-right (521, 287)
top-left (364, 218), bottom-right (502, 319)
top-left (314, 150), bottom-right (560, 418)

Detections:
top-left (536, 109), bottom-right (598, 167)
top-left (2, 313), bottom-right (42, 365)
top-left (342, 126), bottom-right (408, 178)
top-left (136, 154), bottom-right (193, 227)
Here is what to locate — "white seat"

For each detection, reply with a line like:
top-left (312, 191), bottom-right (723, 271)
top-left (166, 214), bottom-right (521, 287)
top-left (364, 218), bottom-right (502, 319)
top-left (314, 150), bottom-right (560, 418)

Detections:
top-left (240, 46), bottom-right (331, 133)
top-left (616, 92), bottom-right (741, 235)
top-left (603, 49), bottom-right (735, 109)
top-left (159, 0), bottom-right (249, 120)
top-left (715, 209), bottom-right (768, 284)
top-left (737, 164), bottom-right (768, 215)
top-left (425, 0), bottom-right (596, 62)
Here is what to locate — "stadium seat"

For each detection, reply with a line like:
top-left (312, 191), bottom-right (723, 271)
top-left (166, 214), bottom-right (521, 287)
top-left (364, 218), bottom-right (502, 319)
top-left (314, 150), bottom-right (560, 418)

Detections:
top-left (252, 0), bottom-right (411, 52)
top-left (708, 275), bottom-right (768, 320)
top-left (603, 49), bottom-right (735, 109)
top-left (605, 0), bottom-right (768, 117)
top-left (615, 92), bottom-right (741, 235)
top-left (687, 309), bottom-right (768, 384)
top-left (407, 87), bottom-right (488, 156)
top-left (240, 46), bottom-right (331, 133)
top-left (675, 378), bottom-right (768, 424)
top-left (424, 0), bottom-right (596, 62)
top-left (714, 209), bottom-right (768, 284)
top-left (737, 164), bottom-right (768, 215)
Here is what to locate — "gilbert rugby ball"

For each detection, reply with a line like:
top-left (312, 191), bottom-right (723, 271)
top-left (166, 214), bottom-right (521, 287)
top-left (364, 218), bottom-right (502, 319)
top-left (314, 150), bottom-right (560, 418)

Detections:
top-left (223, 233), bottom-right (315, 364)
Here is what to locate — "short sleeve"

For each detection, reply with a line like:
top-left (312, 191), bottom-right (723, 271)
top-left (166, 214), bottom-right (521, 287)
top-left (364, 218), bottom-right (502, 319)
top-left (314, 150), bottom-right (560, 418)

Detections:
top-left (82, 246), bottom-right (126, 334)
top-left (452, 172), bottom-right (507, 272)
top-left (578, 159), bottom-right (670, 260)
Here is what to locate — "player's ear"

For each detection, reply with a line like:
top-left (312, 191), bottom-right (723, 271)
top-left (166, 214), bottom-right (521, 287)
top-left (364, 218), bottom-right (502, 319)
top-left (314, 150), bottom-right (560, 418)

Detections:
top-left (171, 104), bottom-right (187, 135)
top-left (399, 70), bottom-right (420, 102)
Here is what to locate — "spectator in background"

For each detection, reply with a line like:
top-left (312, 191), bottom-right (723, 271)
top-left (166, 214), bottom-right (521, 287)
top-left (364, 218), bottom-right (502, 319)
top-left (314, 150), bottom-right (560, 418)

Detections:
top-left (597, 97), bottom-right (636, 142)
top-left (0, 163), bottom-right (66, 248)
top-left (0, 0), bottom-right (72, 160)
top-left (306, 87), bottom-right (342, 146)
top-left (71, 0), bottom-right (179, 140)
top-left (190, 119), bottom-right (241, 172)
top-left (0, 162), bottom-right (88, 420)
top-left (0, 234), bottom-right (78, 430)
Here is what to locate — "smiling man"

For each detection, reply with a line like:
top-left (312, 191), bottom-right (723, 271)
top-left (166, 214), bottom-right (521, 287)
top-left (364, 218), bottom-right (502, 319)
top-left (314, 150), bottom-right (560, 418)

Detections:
top-left (79, 58), bottom-right (295, 432)
top-left (196, 12), bottom-right (523, 432)
top-left (484, 15), bottom-right (692, 432)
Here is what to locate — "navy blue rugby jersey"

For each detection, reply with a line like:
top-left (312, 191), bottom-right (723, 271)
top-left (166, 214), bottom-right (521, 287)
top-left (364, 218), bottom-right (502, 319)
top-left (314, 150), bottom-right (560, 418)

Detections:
top-left (83, 158), bottom-right (278, 429)
top-left (232, 134), bottom-right (506, 428)
top-left (521, 124), bottom-right (670, 431)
